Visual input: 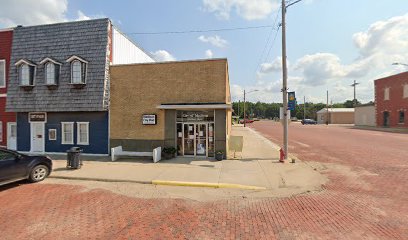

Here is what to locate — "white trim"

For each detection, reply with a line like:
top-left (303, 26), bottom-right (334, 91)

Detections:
top-left (18, 63), bottom-right (36, 86)
top-left (15, 59), bottom-right (36, 67)
top-left (7, 122), bottom-right (17, 150)
top-left (66, 55), bottom-right (88, 63)
top-left (70, 60), bottom-right (87, 84)
top-left (0, 59), bottom-right (6, 88)
top-left (30, 122), bottom-right (45, 153)
top-left (157, 104), bottom-right (232, 110)
top-left (0, 94), bottom-right (7, 97)
top-left (18, 151), bottom-right (109, 157)
top-left (45, 62), bottom-right (56, 85)
top-left (76, 122), bottom-right (89, 145)
top-left (61, 122), bottom-right (74, 145)
top-left (39, 57), bottom-right (62, 65)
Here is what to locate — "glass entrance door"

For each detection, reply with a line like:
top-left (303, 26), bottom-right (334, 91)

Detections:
top-left (182, 123), bottom-right (209, 157)
top-left (196, 124), bottom-right (207, 156)
top-left (183, 124), bottom-right (195, 156)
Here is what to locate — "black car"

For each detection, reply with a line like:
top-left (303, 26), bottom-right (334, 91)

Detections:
top-left (301, 119), bottom-right (317, 125)
top-left (0, 148), bottom-right (52, 186)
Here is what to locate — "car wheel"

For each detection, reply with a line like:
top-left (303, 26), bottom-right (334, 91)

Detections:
top-left (28, 165), bottom-right (49, 183)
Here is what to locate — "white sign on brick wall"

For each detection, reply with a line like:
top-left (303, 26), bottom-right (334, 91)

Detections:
top-left (142, 114), bottom-right (157, 125)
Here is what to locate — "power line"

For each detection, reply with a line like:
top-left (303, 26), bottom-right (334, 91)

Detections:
top-left (254, 8), bottom-right (282, 75)
top-left (125, 25), bottom-right (275, 35)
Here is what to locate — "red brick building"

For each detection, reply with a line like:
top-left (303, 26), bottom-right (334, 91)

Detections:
top-left (0, 29), bottom-right (16, 149)
top-left (374, 71), bottom-right (408, 128)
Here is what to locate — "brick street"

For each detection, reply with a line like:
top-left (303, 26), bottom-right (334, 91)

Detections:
top-left (1, 121), bottom-right (407, 239)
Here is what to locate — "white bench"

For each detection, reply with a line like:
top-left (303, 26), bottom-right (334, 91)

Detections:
top-left (111, 146), bottom-right (162, 163)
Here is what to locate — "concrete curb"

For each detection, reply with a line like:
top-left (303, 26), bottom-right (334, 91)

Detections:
top-left (49, 176), bottom-right (151, 185)
top-left (49, 176), bottom-right (267, 190)
top-left (152, 180), bottom-right (267, 190)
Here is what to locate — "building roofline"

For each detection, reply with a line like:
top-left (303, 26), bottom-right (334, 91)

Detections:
top-left (111, 25), bottom-right (156, 61)
top-left (374, 71), bottom-right (408, 82)
top-left (111, 58), bottom-right (228, 67)
top-left (10, 18), bottom-right (109, 29)
top-left (0, 28), bottom-right (14, 32)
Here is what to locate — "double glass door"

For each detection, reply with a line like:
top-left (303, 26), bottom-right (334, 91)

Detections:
top-left (182, 123), bottom-right (208, 157)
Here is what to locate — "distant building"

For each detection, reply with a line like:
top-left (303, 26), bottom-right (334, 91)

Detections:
top-left (316, 108), bottom-right (354, 124)
top-left (354, 103), bottom-right (376, 127)
top-left (374, 71), bottom-right (408, 128)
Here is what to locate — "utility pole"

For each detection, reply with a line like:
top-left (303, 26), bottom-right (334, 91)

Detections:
top-left (350, 80), bottom-right (360, 106)
top-left (303, 96), bottom-right (306, 120)
top-left (326, 90), bottom-right (329, 125)
top-left (243, 90), bottom-right (246, 127)
top-left (281, 0), bottom-right (303, 160)
top-left (281, 0), bottom-right (289, 160)
top-left (238, 100), bottom-right (240, 118)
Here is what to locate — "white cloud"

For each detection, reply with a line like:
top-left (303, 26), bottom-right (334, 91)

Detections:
top-left (150, 50), bottom-right (176, 62)
top-left (0, 0), bottom-right (104, 28)
top-left (76, 10), bottom-right (91, 21)
top-left (205, 49), bottom-right (214, 58)
top-left (259, 57), bottom-right (283, 74)
top-left (198, 35), bottom-right (228, 48)
top-left (0, 0), bottom-right (68, 27)
top-left (202, 0), bottom-right (279, 20)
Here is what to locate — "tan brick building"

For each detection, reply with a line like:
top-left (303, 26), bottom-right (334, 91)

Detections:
top-left (110, 58), bottom-right (232, 158)
top-left (316, 108), bottom-right (355, 124)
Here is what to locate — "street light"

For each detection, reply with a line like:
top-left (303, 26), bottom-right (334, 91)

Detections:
top-left (392, 62), bottom-right (408, 67)
top-left (243, 89), bottom-right (258, 127)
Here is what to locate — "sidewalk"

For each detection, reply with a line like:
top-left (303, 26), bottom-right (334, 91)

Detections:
top-left (49, 125), bottom-right (326, 194)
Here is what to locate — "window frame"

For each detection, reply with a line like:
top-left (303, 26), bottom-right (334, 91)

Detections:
top-left (0, 59), bottom-right (5, 88)
top-left (61, 122), bottom-right (74, 145)
top-left (17, 62), bottom-right (36, 87)
top-left (384, 87), bottom-right (390, 101)
top-left (76, 122), bottom-right (89, 145)
top-left (399, 111), bottom-right (405, 124)
top-left (67, 56), bottom-right (88, 85)
top-left (45, 62), bottom-right (55, 85)
top-left (48, 129), bottom-right (57, 141)
top-left (403, 84), bottom-right (408, 99)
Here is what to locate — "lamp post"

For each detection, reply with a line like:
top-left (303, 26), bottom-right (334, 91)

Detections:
top-left (243, 89), bottom-right (258, 127)
top-left (281, 0), bottom-right (303, 160)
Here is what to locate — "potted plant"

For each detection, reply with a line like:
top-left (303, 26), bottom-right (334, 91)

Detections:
top-left (162, 147), bottom-right (177, 160)
top-left (215, 151), bottom-right (224, 161)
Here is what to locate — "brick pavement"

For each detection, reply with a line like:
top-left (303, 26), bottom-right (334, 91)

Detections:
top-left (0, 121), bottom-right (407, 239)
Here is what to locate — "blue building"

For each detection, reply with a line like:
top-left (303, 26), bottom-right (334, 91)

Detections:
top-left (6, 19), bottom-right (154, 154)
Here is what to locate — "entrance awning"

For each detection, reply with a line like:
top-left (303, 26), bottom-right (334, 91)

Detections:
top-left (157, 103), bottom-right (232, 110)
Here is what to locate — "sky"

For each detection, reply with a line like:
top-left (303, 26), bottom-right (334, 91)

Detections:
top-left (1, 0), bottom-right (408, 104)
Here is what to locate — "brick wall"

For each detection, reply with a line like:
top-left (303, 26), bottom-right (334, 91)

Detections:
top-left (374, 72), bottom-right (408, 128)
top-left (110, 59), bottom-right (229, 140)
top-left (0, 29), bottom-right (16, 147)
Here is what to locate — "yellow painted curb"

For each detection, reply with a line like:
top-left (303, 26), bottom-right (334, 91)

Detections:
top-left (152, 180), bottom-right (266, 190)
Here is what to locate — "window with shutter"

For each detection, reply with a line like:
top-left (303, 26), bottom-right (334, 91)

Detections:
top-left (0, 60), bottom-right (5, 88)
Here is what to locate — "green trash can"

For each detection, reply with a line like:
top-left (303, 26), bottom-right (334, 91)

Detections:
top-left (67, 147), bottom-right (82, 169)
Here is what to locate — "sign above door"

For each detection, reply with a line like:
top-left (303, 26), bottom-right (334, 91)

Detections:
top-left (29, 112), bottom-right (47, 122)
